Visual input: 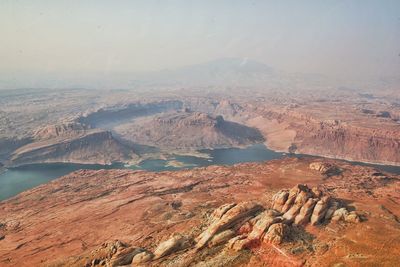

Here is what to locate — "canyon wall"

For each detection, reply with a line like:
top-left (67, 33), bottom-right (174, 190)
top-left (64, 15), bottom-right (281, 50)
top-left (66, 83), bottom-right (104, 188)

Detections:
top-left (9, 130), bottom-right (137, 166)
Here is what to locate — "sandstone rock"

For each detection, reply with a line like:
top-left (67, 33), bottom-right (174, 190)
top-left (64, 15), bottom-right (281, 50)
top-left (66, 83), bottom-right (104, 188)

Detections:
top-left (264, 223), bottom-right (288, 245)
top-left (281, 185), bottom-right (306, 213)
top-left (208, 229), bottom-right (236, 247)
top-left (82, 240), bottom-right (144, 267)
top-left (283, 189), bottom-right (311, 223)
top-left (331, 208), bottom-right (349, 222)
top-left (4, 220), bottom-right (20, 231)
top-left (247, 210), bottom-right (282, 241)
top-left (196, 201), bottom-right (263, 249)
top-left (294, 198), bottom-right (317, 225)
top-left (310, 196), bottom-right (330, 225)
top-left (238, 221), bottom-right (253, 235)
top-left (212, 203), bottom-right (236, 220)
top-left (309, 162), bottom-right (340, 175)
top-left (131, 251), bottom-right (154, 264)
top-left (345, 211), bottom-right (361, 223)
top-left (312, 187), bottom-right (323, 198)
top-left (324, 201), bottom-right (339, 220)
top-left (272, 190), bottom-right (289, 211)
top-left (109, 246), bottom-right (144, 266)
top-left (154, 234), bottom-right (191, 259)
top-left (225, 235), bottom-right (247, 251)
top-left (225, 210), bottom-right (283, 251)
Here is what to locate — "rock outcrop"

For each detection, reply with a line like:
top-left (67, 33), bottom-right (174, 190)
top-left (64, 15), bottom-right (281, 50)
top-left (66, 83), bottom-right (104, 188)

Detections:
top-left (196, 201), bottom-right (263, 249)
top-left (80, 241), bottom-right (146, 267)
top-left (33, 121), bottom-right (89, 140)
top-left (1, 158), bottom-right (395, 267)
top-left (273, 184), bottom-right (360, 226)
top-left (264, 222), bottom-right (288, 245)
top-left (309, 162), bottom-right (340, 175)
top-left (294, 198), bottom-right (317, 225)
top-left (310, 196), bottom-right (330, 225)
top-left (154, 234), bottom-right (191, 259)
top-left (74, 186), bottom-right (361, 266)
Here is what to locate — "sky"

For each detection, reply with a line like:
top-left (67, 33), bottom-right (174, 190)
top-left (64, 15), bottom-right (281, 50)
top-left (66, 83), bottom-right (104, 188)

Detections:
top-left (0, 0), bottom-right (399, 88)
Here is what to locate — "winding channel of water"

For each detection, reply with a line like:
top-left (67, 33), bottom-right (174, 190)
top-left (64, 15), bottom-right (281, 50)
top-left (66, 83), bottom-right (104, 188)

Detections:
top-left (1, 144), bottom-right (399, 201)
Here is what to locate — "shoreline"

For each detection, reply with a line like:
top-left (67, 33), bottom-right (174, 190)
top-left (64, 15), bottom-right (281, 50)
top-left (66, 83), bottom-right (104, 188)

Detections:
top-left (264, 142), bottom-right (400, 168)
top-left (3, 143), bottom-right (400, 171)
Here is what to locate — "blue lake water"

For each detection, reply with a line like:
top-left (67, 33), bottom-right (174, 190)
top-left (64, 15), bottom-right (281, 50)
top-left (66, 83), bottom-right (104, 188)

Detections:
top-left (1, 144), bottom-right (399, 201)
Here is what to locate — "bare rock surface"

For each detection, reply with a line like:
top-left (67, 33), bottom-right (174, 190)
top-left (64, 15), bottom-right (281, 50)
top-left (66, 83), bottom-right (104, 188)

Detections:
top-left (154, 234), bottom-right (191, 259)
top-left (263, 222), bottom-right (288, 245)
top-left (0, 158), bottom-right (399, 266)
top-left (195, 201), bottom-right (263, 249)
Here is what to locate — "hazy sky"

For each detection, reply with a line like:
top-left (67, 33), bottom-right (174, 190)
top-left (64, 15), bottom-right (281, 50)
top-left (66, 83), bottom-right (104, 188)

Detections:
top-left (1, 0), bottom-right (399, 85)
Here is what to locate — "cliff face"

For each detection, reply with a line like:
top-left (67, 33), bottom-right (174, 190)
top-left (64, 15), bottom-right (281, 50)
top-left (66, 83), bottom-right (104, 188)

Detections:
top-left (294, 122), bottom-right (400, 165)
top-left (113, 111), bottom-right (264, 150)
top-left (245, 104), bottom-right (400, 166)
top-left (0, 158), bottom-right (399, 266)
top-left (78, 100), bottom-right (184, 128)
top-left (32, 121), bottom-right (89, 140)
top-left (9, 130), bottom-right (137, 166)
top-left (0, 137), bottom-right (32, 162)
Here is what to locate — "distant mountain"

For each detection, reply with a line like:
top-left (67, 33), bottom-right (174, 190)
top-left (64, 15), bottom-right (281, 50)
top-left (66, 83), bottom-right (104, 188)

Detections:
top-left (0, 58), bottom-right (340, 90)
top-left (137, 57), bottom-right (279, 87)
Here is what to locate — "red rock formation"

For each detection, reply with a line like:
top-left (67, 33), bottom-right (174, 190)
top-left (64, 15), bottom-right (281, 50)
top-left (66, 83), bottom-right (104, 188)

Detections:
top-left (0, 158), bottom-right (399, 266)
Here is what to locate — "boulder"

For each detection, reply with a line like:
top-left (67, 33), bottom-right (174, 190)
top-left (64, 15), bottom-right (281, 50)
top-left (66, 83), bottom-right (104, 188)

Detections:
top-left (311, 187), bottom-right (323, 198)
top-left (309, 162), bottom-right (340, 175)
top-left (345, 211), bottom-right (361, 223)
top-left (196, 201), bottom-right (263, 249)
top-left (109, 247), bottom-right (144, 266)
top-left (310, 196), bottom-right (330, 225)
top-left (247, 210), bottom-right (282, 241)
top-left (212, 203), bottom-right (236, 220)
top-left (264, 223), bottom-right (288, 245)
top-left (225, 235), bottom-right (248, 251)
top-left (154, 234), bottom-right (191, 259)
top-left (226, 210), bottom-right (282, 251)
top-left (272, 190), bottom-right (289, 211)
top-left (324, 201), bottom-right (339, 220)
top-left (281, 185), bottom-right (305, 213)
top-left (82, 240), bottom-right (144, 267)
top-left (294, 198), bottom-right (317, 225)
top-left (131, 251), bottom-right (154, 264)
top-left (331, 208), bottom-right (349, 222)
top-left (283, 190), bottom-right (311, 223)
top-left (208, 229), bottom-right (236, 247)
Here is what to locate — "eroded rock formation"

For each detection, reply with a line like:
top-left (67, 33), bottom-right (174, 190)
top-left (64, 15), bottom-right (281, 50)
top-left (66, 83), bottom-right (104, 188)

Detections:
top-left (1, 158), bottom-right (398, 267)
top-left (72, 184), bottom-right (361, 266)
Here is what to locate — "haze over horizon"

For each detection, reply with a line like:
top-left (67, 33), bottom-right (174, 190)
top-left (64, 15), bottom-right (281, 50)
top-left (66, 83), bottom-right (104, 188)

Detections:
top-left (0, 0), bottom-right (399, 89)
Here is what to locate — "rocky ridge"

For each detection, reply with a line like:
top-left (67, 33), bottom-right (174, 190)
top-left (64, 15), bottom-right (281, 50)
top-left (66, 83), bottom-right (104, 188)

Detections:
top-left (1, 158), bottom-right (399, 266)
top-left (8, 128), bottom-right (138, 166)
top-left (113, 111), bottom-right (264, 150)
top-left (73, 183), bottom-right (360, 266)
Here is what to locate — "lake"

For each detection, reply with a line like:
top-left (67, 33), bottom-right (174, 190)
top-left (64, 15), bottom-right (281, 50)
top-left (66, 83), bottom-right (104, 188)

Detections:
top-left (1, 144), bottom-right (399, 201)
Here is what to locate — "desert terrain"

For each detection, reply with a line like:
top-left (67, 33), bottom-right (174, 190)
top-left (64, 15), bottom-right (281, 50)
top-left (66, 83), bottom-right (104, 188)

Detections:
top-left (1, 79), bottom-right (399, 168)
top-left (2, 1), bottom-right (399, 266)
top-left (1, 157), bottom-right (399, 266)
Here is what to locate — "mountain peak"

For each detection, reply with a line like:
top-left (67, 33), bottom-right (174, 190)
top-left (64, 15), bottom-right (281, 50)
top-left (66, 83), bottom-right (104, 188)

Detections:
top-left (186, 57), bottom-right (273, 73)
